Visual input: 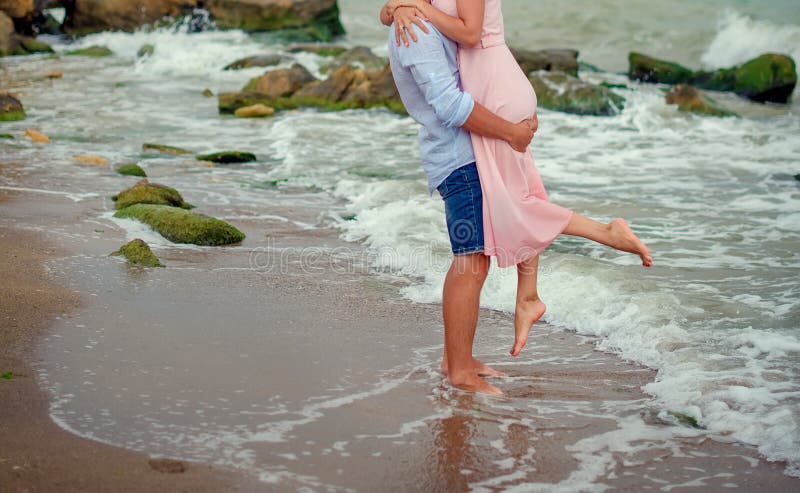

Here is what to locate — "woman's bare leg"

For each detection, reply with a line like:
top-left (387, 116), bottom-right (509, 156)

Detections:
top-left (511, 255), bottom-right (547, 357)
top-left (563, 213), bottom-right (653, 266)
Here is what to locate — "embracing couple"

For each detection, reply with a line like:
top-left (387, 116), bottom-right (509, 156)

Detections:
top-left (380, 0), bottom-right (653, 395)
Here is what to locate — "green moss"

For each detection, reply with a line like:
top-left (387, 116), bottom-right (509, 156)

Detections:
top-left (142, 143), bottom-right (192, 155)
top-left (530, 72), bottom-right (625, 116)
top-left (113, 183), bottom-right (191, 210)
top-left (137, 44), bottom-right (155, 57)
top-left (67, 45), bottom-right (113, 57)
top-left (667, 411), bottom-right (703, 429)
top-left (196, 151), bottom-right (257, 164)
top-left (202, 88), bottom-right (214, 97)
top-left (287, 44), bottom-right (347, 57)
top-left (218, 91), bottom-right (406, 115)
top-left (114, 204), bottom-right (245, 246)
top-left (116, 163), bottom-right (147, 177)
top-left (111, 239), bottom-right (164, 267)
top-left (18, 38), bottom-right (55, 54)
top-left (628, 52), bottom-right (693, 84)
top-left (0, 110), bottom-right (25, 122)
top-left (0, 133), bottom-right (14, 139)
top-left (1, 371), bottom-right (15, 380)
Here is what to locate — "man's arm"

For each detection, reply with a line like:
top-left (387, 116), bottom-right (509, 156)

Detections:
top-left (462, 103), bottom-right (535, 152)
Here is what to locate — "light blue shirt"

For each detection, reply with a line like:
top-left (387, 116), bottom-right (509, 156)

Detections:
top-left (388, 22), bottom-right (476, 194)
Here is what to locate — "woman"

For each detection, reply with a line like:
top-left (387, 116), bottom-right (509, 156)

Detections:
top-left (380, 0), bottom-right (652, 359)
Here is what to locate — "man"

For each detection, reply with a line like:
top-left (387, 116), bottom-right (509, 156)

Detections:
top-left (387, 15), bottom-right (536, 395)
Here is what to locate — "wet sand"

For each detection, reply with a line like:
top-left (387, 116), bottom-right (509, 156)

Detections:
top-left (1, 162), bottom-right (799, 492)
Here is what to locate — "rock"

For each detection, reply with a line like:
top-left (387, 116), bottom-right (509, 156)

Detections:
top-left (219, 63), bottom-right (404, 114)
top-left (148, 458), bottom-right (185, 473)
top-left (116, 162), bottom-right (147, 177)
top-left (0, 0), bottom-right (34, 18)
top-left (665, 85), bottom-right (736, 117)
top-left (0, 93), bottom-right (25, 121)
top-left (528, 70), bottom-right (625, 116)
top-left (114, 204), bottom-right (245, 246)
top-left (24, 128), bottom-right (49, 143)
top-left (113, 180), bottom-right (192, 209)
top-left (112, 239), bottom-right (164, 267)
top-left (794, 174), bottom-right (800, 182)
top-left (692, 53), bottom-right (797, 104)
top-left (201, 88), bottom-right (213, 97)
top-left (223, 53), bottom-right (281, 70)
top-left (242, 63), bottom-right (316, 98)
top-left (43, 70), bottom-right (63, 78)
top-left (234, 103), bottom-right (274, 117)
top-left (0, 11), bottom-right (16, 56)
top-left (34, 12), bottom-right (62, 35)
top-left (196, 151), bottom-right (256, 163)
top-left (323, 46), bottom-right (386, 73)
top-left (205, 0), bottom-right (345, 41)
top-left (65, 0), bottom-right (344, 40)
top-left (137, 43), bottom-right (155, 57)
top-left (0, 133), bottom-right (13, 139)
top-left (628, 52), bottom-right (693, 85)
top-left (67, 45), bottom-right (112, 57)
top-left (629, 52), bottom-right (797, 104)
top-left (286, 42), bottom-right (346, 57)
top-left (142, 143), bottom-right (192, 155)
top-left (16, 36), bottom-right (53, 54)
top-left (66, 0), bottom-right (192, 34)
top-left (73, 154), bottom-right (109, 165)
top-left (510, 48), bottom-right (579, 76)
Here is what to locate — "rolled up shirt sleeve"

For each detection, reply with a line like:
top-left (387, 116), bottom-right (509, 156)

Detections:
top-left (395, 25), bottom-right (474, 128)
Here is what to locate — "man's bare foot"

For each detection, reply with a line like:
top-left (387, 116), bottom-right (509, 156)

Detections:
top-left (609, 218), bottom-right (653, 267)
top-left (511, 297), bottom-right (546, 357)
top-left (440, 357), bottom-right (508, 378)
top-left (448, 371), bottom-right (504, 396)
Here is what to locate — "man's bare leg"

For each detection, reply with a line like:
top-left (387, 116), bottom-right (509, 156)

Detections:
top-left (511, 255), bottom-right (546, 357)
top-left (563, 214), bottom-right (653, 267)
top-left (440, 349), bottom-right (508, 378)
top-left (442, 253), bottom-right (503, 395)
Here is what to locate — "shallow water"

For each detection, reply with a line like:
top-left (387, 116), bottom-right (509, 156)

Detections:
top-left (1, 0), bottom-right (799, 486)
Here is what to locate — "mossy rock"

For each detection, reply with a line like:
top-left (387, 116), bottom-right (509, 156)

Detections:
top-left (196, 151), bottom-right (257, 164)
top-left (692, 53), bottom-right (797, 103)
top-left (113, 182), bottom-right (191, 210)
top-left (137, 44), bottom-right (155, 58)
top-left (529, 71), bottom-right (625, 116)
top-left (142, 143), bottom-right (192, 155)
top-left (234, 104), bottom-right (275, 118)
top-left (201, 88), bottom-right (214, 97)
top-left (67, 45), bottom-right (113, 57)
top-left (0, 133), bottom-right (14, 139)
top-left (17, 37), bottom-right (55, 55)
top-left (510, 48), bottom-right (579, 76)
top-left (0, 94), bottom-right (25, 122)
top-left (116, 163), bottom-right (147, 177)
top-left (218, 90), bottom-right (405, 115)
top-left (666, 411), bottom-right (703, 429)
top-left (629, 52), bottom-right (693, 85)
top-left (114, 204), bottom-right (245, 246)
top-left (210, 0), bottom-right (345, 41)
top-left (286, 43), bottom-right (347, 57)
top-left (224, 54), bottom-right (282, 71)
top-left (112, 239), bottom-right (163, 267)
top-left (665, 85), bottom-right (737, 117)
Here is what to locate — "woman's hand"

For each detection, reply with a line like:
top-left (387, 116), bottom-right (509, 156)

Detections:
top-left (393, 6), bottom-right (430, 46)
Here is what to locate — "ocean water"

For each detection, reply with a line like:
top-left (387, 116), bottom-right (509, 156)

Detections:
top-left (2, 0), bottom-right (799, 486)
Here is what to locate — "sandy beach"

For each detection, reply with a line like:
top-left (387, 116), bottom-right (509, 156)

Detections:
top-left (1, 159), bottom-right (798, 492)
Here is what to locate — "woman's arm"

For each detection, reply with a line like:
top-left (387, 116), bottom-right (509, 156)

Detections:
top-left (386, 0), bottom-right (485, 47)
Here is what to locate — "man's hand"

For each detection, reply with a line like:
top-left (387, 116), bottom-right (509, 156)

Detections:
top-left (508, 118), bottom-right (536, 152)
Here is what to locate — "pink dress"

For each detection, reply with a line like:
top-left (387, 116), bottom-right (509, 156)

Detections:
top-left (432, 0), bottom-right (573, 268)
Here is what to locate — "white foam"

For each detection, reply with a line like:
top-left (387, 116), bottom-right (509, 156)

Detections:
top-left (701, 10), bottom-right (800, 70)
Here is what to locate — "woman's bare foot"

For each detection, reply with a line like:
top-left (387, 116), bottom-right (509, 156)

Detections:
top-left (511, 297), bottom-right (546, 357)
top-left (441, 357), bottom-right (507, 378)
top-left (609, 218), bottom-right (653, 267)
top-left (449, 371), bottom-right (504, 396)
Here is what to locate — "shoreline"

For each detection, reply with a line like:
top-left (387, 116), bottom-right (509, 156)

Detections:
top-left (0, 184), bottom-right (264, 491)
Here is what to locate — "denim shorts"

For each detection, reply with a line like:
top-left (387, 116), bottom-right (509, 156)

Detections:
top-left (437, 162), bottom-right (485, 256)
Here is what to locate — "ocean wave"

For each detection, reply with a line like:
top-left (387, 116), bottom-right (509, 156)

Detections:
top-left (701, 9), bottom-right (800, 70)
